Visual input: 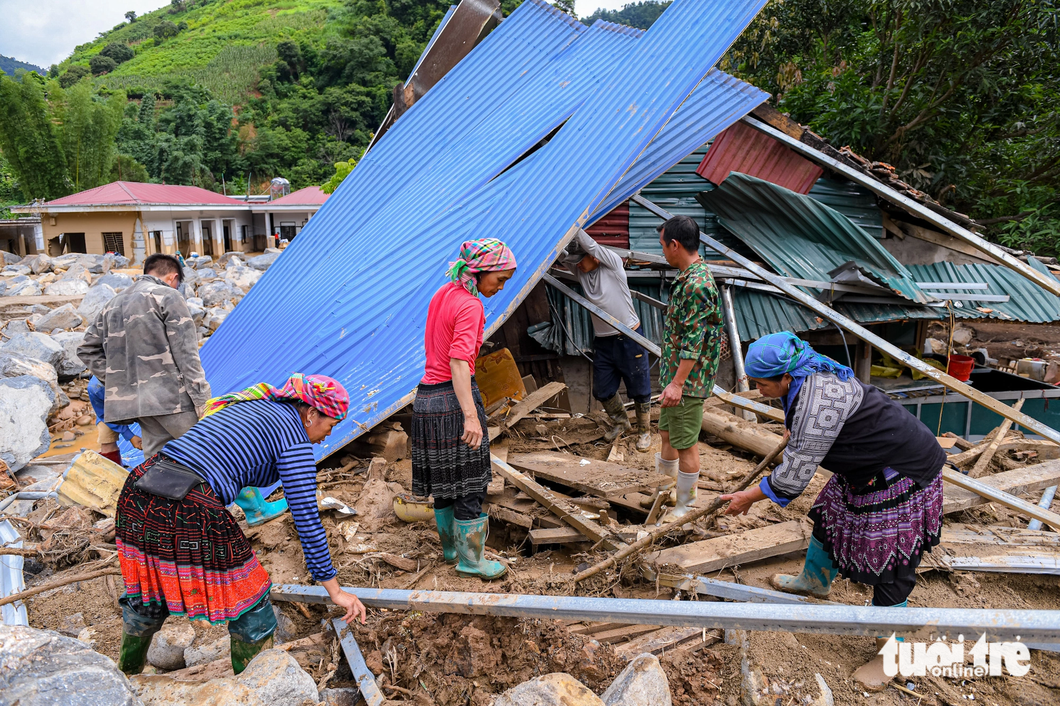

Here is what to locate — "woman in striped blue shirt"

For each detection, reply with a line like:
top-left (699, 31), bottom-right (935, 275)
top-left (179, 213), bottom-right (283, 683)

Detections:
top-left (114, 373), bottom-right (365, 676)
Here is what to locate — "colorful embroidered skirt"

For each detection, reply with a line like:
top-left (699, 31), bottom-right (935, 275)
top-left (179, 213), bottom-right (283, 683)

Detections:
top-left (115, 454), bottom-right (272, 625)
top-left (808, 467), bottom-right (943, 586)
top-left (411, 379), bottom-right (491, 500)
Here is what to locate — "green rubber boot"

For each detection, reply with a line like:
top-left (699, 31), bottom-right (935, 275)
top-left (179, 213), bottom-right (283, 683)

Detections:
top-left (601, 393), bottom-right (632, 441)
top-left (454, 514), bottom-right (507, 580)
top-left (234, 487), bottom-right (288, 527)
top-left (230, 634), bottom-right (274, 675)
top-left (117, 631), bottom-right (156, 676)
top-left (770, 536), bottom-right (838, 597)
top-left (434, 504), bottom-right (458, 565)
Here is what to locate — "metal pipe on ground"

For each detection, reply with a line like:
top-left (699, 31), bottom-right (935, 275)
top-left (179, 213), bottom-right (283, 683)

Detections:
top-left (629, 194), bottom-right (1060, 446)
top-left (720, 285), bottom-right (754, 421)
top-left (1029, 486), bottom-right (1059, 532)
top-left (270, 585), bottom-right (1060, 641)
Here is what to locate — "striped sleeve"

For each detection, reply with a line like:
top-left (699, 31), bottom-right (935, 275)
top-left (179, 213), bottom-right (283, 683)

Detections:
top-left (276, 442), bottom-right (336, 583)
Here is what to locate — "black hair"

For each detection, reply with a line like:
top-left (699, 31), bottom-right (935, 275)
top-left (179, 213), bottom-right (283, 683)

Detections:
top-left (657, 215), bottom-right (700, 253)
top-left (143, 253), bottom-right (184, 283)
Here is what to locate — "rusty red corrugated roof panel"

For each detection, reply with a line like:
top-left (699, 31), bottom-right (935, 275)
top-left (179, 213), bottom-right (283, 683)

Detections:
top-left (266, 186), bottom-right (329, 206)
top-left (585, 200), bottom-right (629, 248)
top-left (46, 181), bottom-right (247, 207)
top-left (696, 120), bottom-right (823, 194)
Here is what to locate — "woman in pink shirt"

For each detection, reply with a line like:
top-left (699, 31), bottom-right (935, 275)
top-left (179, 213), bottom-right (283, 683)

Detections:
top-left (411, 238), bottom-right (517, 580)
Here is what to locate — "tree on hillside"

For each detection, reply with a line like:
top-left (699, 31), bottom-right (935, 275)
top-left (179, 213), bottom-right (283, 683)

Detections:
top-left (90, 55), bottom-right (118, 76)
top-left (100, 42), bottom-right (134, 65)
top-left (55, 82), bottom-right (126, 191)
top-left (581, 1), bottom-right (670, 29)
top-left (125, 11), bottom-right (137, 22)
top-left (0, 75), bottom-right (69, 200)
top-left (154, 21), bottom-right (180, 41)
top-left (59, 65), bottom-right (89, 88)
top-left (727, 0), bottom-right (1060, 254)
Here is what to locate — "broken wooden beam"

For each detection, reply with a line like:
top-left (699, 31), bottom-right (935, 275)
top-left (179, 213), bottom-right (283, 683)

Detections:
top-left (969, 399), bottom-right (1024, 478)
top-left (495, 381), bottom-right (567, 433)
top-left (614, 627), bottom-right (718, 659)
top-left (921, 524), bottom-right (1060, 575)
top-left (530, 525), bottom-right (643, 547)
top-left (508, 452), bottom-right (670, 499)
top-left (645, 520), bottom-right (812, 574)
top-left (491, 455), bottom-right (626, 550)
top-left (942, 460), bottom-right (1060, 514)
top-left (942, 467), bottom-right (1060, 530)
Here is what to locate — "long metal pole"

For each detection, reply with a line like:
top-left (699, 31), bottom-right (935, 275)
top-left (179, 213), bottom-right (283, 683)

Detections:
top-left (630, 194), bottom-right (1060, 444)
top-left (541, 273), bottom-right (783, 422)
top-left (271, 585), bottom-right (1060, 641)
top-left (720, 285), bottom-right (754, 421)
top-left (332, 618), bottom-right (385, 706)
top-left (1029, 485), bottom-right (1059, 532)
top-left (740, 117), bottom-right (1060, 299)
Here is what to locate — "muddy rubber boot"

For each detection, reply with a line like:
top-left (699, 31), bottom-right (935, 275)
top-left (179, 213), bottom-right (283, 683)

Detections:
top-left (634, 401), bottom-right (651, 452)
top-left (661, 471), bottom-right (699, 522)
top-left (454, 514), bottom-right (507, 580)
top-left (642, 453), bottom-right (680, 508)
top-left (853, 636), bottom-right (897, 692)
top-left (230, 634), bottom-right (275, 675)
top-left (234, 486), bottom-right (288, 527)
top-left (117, 631), bottom-right (156, 676)
top-left (769, 536), bottom-right (838, 597)
top-left (434, 504), bottom-right (458, 565)
top-left (601, 393), bottom-right (632, 441)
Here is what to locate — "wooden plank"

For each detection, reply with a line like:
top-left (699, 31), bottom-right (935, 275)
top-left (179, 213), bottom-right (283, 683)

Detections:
top-left (608, 492), bottom-right (653, 517)
top-left (942, 468), bottom-right (1060, 530)
top-left (0, 294), bottom-right (83, 309)
top-left (508, 452), bottom-right (670, 499)
top-left (530, 525), bottom-right (643, 546)
top-left (646, 520), bottom-right (811, 574)
top-left (499, 381), bottom-right (567, 431)
top-left (491, 456), bottom-right (626, 550)
top-left (998, 439), bottom-right (1060, 459)
top-left (970, 400), bottom-right (1023, 478)
top-left (614, 626), bottom-right (715, 659)
top-left (922, 524), bottom-right (1060, 575)
top-left (592, 624), bottom-right (663, 645)
top-left (943, 461), bottom-right (1060, 514)
top-left (488, 505), bottom-right (534, 530)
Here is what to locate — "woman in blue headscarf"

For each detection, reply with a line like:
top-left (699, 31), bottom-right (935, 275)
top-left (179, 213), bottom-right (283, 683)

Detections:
top-left (720, 332), bottom-right (945, 690)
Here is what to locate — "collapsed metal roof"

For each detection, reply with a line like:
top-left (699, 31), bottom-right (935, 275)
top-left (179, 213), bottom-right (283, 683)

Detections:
top-left (201, 0), bottom-right (769, 459)
top-left (702, 172), bottom-right (932, 304)
top-left (908, 261), bottom-right (1060, 324)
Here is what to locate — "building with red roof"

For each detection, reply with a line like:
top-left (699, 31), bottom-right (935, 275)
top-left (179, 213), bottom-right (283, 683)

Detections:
top-left (251, 186), bottom-right (329, 243)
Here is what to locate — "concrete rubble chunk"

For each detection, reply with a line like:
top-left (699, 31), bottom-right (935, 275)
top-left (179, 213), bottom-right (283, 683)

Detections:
top-left (601, 653), bottom-right (671, 706)
top-left (1, 331), bottom-right (64, 368)
top-left (247, 252), bottom-right (280, 271)
top-left (34, 304), bottom-right (84, 333)
top-left (0, 625), bottom-right (143, 706)
top-left (43, 279), bottom-right (90, 297)
top-left (78, 283), bottom-right (116, 323)
top-left (4, 275), bottom-right (42, 297)
top-left (184, 636), bottom-right (230, 669)
top-left (494, 673), bottom-right (606, 706)
top-left (52, 331), bottom-right (88, 376)
top-left (147, 623), bottom-right (196, 671)
top-left (134, 649), bottom-right (318, 706)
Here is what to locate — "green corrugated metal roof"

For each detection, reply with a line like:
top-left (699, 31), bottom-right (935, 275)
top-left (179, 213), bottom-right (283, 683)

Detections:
top-left (808, 176), bottom-right (883, 239)
top-left (702, 173), bottom-right (932, 304)
top-left (907, 261), bottom-right (1060, 323)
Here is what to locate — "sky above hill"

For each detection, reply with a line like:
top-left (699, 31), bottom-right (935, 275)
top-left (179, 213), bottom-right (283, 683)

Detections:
top-left (0, 0), bottom-right (631, 69)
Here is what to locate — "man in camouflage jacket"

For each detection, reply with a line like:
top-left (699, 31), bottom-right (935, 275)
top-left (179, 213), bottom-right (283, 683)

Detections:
top-left (79, 254), bottom-right (211, 458)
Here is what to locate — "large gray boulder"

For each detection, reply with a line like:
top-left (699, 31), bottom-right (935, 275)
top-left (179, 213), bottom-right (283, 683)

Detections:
top-left (196, 267), bottom-right (217, 280)
top-left (78, 283), bottom-right (116, 323)
top-left (94, 273), bottom-right (134, 292)
top-left (188, 255), bottom-right (213, 269)
top-left (0, 376), bottom-right (55, 473)
top-left (1, 331), bottom-right (64, 368)
top-left (146, 623), bottom-right (195, 671)
top-left (185, 300), bottom-right (206, 328)
top-left (51, 331), bottom-right (88, 377)
top-left (494, 673), bottom-right (605, 706)
top-left (62, 263), bottom-right (93, 284)
top-left (247, 252), bottom-right (280, 271)
top-left (601, 654), bottom-right (671, 706)
top-left (2, 264), bottom-right (30, 276)
top-left (199, 281), bottom-right (243, 307)
top-left (134, 649), bottom-right (317, 706)
top-left (183, 635), bottom-right (229, 669)
top-left (3, 319), bottom-right (30, 337)
top-left (33, 304), bottom-right (84, 333)
top-left (25, 254), bottom-right (52, 275)
top-left (0, 625), bottom-right (142, 706)
top-left (224, 265), bottom-right (260, 292)
top-left (0, 354), bottom-right (68, 416)
top-left (2, 250), bottom-right (20, 266)
top-left (181, 266), bottom-right (198, 284)
top-left (43, 279), bottom-right (90, 297)
top-left (4, 275), bottom-right (42, 297)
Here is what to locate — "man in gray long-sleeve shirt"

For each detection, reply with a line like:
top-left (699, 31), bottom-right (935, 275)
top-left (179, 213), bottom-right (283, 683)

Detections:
top-left (79, 254), bottom-right (211, 458)
top-left (562, 229), bottom-right (652, 451)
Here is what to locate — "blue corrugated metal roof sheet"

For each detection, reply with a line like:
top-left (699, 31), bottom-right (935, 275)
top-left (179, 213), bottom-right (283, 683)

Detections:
top-left (703, 173), bottom-right (932, 304)
top-left (201, 0), bottom-right (769, 460)
top-left (907, 261), bottom-right (1060, 323)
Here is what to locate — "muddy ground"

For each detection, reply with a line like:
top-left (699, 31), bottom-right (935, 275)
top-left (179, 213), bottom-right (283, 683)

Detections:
top-left (15, 387), bottom-right (1060, 705)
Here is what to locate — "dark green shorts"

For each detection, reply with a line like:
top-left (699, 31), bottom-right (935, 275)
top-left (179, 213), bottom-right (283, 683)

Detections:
top-left (658, 396), bottom-right (705, 450)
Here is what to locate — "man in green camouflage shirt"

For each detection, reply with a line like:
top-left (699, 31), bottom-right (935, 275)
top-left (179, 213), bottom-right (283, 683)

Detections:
top-left (655, 215), bottom-right (723, 521)
top-left (79, 254), bottom-right (211, 459)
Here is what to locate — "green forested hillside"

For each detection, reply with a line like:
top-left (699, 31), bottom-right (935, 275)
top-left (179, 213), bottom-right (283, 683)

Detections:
top-left (0, 55), bottom-right (44, 77)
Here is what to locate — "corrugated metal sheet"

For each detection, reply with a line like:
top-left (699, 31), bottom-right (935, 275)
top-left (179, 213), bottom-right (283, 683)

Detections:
top-left (585, 200), bottom-right (629, 247)
top-left (695, 119), bottom-right (823, 194)
top-left (808, 177), bottom-right (883, 239)
top-left (535, 280), bottom-right (668, 356)
top-left (908, 261), bottom-right (1060, 323)
top-left (703, 173), bottom-right (932, 304)
top-left (201, 0), bottom-right (769, 460)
